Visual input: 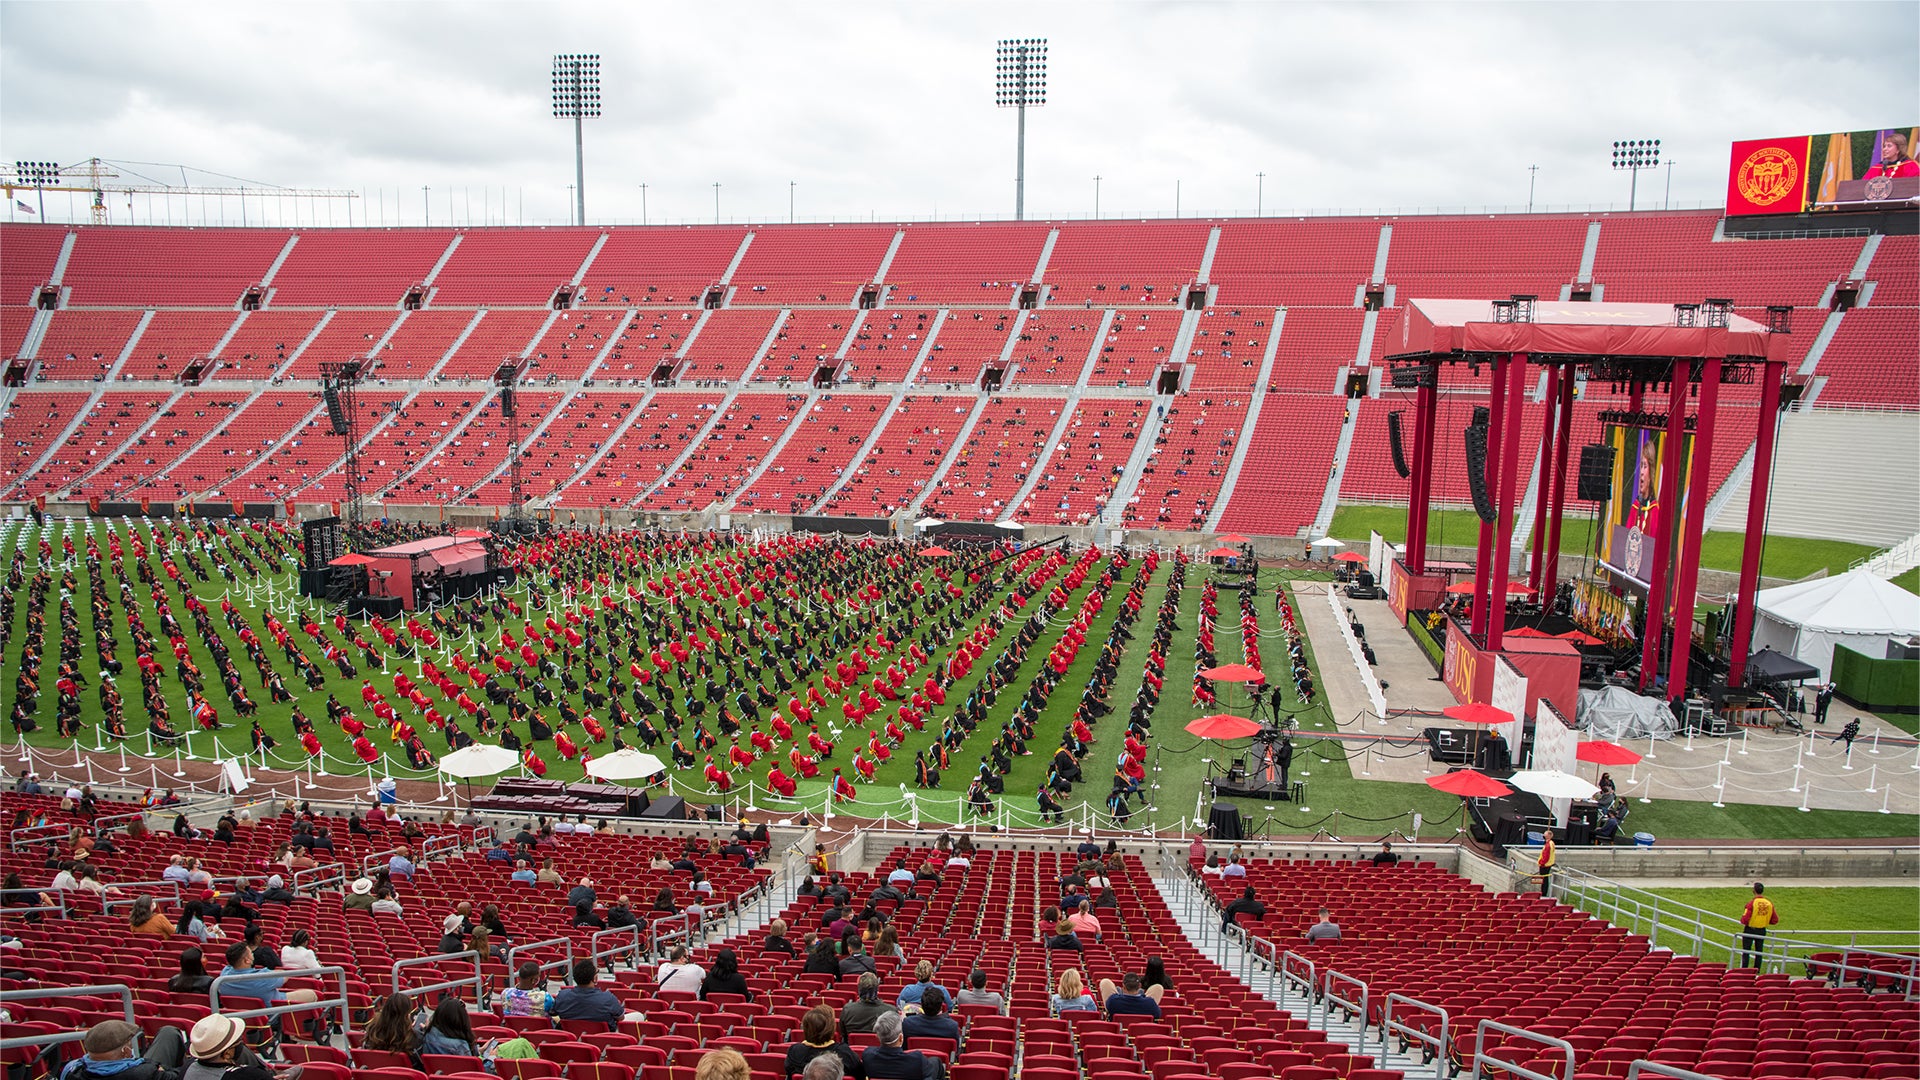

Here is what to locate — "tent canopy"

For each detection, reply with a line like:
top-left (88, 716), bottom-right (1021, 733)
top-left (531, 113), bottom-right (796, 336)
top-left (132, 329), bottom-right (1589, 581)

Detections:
top-left (1576, 685), bottom-right (1679, 742)
top-left (1754, 569), bottom-right (1920, 680)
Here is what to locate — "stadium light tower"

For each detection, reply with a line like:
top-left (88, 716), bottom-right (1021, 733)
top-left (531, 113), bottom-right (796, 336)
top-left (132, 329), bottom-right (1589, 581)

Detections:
top-left (1611, 138), bottom-right (1660, 212)
top-left (995, 38), bottom-right (1047, 221)
top-left (552, 53), bottom-right (601, 227)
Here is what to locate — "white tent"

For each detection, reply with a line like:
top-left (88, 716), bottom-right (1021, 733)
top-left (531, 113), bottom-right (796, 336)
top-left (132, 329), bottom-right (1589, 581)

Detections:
top-left (1752, 569), bottom-right (1920, 680)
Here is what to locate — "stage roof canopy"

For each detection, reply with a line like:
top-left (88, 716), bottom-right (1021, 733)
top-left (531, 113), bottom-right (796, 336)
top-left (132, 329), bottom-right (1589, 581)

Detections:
top-left (1386, 298), bottom-right (1784, 363)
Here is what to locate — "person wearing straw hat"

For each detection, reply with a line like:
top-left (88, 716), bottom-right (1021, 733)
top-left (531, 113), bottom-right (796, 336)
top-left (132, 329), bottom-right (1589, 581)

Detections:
top-left (342, 877), bottom-right (376, 910)
top-left (179, 1013), bottom-right (296, 1080)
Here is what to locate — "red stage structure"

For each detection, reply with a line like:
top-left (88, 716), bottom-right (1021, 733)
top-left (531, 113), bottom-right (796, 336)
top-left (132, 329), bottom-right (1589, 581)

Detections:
top-left (1384, 296), bottom-right (1793, 706)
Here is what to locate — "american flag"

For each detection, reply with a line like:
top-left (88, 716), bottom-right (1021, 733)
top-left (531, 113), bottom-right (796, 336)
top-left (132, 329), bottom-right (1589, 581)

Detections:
top-left (14, 200), bottom-right (34, 214)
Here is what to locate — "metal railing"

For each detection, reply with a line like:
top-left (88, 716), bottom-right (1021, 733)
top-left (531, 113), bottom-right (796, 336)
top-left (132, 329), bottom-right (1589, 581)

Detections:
top-left (360, 847), bottom-right (405, 876)
top-left (650, 910), bottom-right (702, 955)
top-left (1381, 993), bottom-right (1449, 1080)
top-left (1278, 950), bottom-right (1317, 1012)
top-left (91, 808), bottom-right (150, 837)
top-left (293, 862), bottom-right (346, 894)
top-left (505, 936), bottom-right (576, 986)
top-left (1321, 969), bottom-right (1368, 1035)
top-left (1470, 1020), bottom-right (1574, 1080)
top-left (421, 832), bottom-right (463, 863)
top-left (210, 965), bottom-right (352, 1058)
top-left (0, 886), bottom-right (67, 921)
top-left (1559, 866), bottom-right (1920, 994)
top-left (0, 984), bottom-right (134, 1056)
top-left (591, 925), bottom-right (643, 971)
top-left (390, 952), bottom-right (485, 1006)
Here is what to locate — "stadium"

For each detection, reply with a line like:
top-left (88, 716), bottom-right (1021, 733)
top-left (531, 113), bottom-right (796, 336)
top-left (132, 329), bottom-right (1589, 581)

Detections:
top-left (0, 7), bottom-right (1917, 1080)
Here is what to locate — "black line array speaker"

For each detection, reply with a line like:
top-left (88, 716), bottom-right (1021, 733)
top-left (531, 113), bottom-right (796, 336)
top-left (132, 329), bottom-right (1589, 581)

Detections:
top-left (1465, 423), bottom-right (1495, 523)
top-left (1388, 410), bottom-right (1411, 479)
top-left (1577, 443), bottom-right (1616, 502)
top-left (322, 385), bottom-right (349, 435)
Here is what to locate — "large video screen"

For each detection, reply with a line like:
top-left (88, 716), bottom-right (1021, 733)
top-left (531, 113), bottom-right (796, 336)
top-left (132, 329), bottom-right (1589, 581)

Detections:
top-left (1726, 126), bottom-right (1920, 217)
top-left (1597, 424), bottom-right (1693, 591)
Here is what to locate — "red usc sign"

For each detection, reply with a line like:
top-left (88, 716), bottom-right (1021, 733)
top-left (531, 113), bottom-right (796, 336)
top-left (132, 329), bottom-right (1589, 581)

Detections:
top-left (1725, 136), bottom-right (1812, 216)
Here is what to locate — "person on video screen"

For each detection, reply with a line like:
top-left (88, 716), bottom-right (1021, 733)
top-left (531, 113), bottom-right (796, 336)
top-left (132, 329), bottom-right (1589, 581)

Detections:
top-left (1865, 133), bottom-right (1919, 179)
top-left (1623, 433), bottom-right (1661, 532)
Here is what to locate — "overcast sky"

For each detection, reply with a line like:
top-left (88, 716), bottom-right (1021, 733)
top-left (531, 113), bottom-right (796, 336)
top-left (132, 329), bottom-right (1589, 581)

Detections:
top-left (2, 1), bottom-right (1915, 228)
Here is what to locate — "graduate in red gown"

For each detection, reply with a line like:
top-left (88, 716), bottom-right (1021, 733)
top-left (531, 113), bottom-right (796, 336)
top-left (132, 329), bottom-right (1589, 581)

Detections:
top-left (767, 764), bottom-right (796, 798)
top-left (832, 767), bottom-right (857, 802)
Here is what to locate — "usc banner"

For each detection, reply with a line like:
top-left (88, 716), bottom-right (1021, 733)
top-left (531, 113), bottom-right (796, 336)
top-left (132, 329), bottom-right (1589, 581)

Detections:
top-left (1725, 136), bottom-right (1812, 216)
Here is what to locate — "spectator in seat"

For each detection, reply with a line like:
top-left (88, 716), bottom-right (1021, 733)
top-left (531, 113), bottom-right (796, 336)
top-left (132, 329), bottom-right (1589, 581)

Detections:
top-left (370, 884), bottom-right (403, 916)
top-left (499, 963), bottom-right (556, 1018)
top-left (1045, 920), bottom-right (1082, 951)
top-left (1051, 969), bottom-right (1097, 1013)
top-left (695, 1049), bottom-right (752, 1080)
top-left (127, 894), bottom-right (174, 938)
top-left (1100, 973), bottom-right (1163, 1018)
top-left (182, 1014), bottom-right (278, 1080)
top-left (804, 936), bottom-right (841, 975)
top-left (875, 926), bottom-right (903, 960)
top-left (701, 948), bottom-right (753, 1001)
top-left (1065, 899), bottom-right (1102, 942)
top-left (656, 945), bottom-right (705, 995)
top-left (652, 886), bottom-right (679, 913)
top-left (567, 878), bottom-right (598, 910)
top-left (840, 972), bottom-right (897, 1035)
top-left (863, 1012), bottom-right (940, 1080)
top-left (260, 875), bottom-right (295, 905)
top-left (1305, 907), bottom-right (1342, 943)
top-left (1142, 957), bottom-right (1173, 996)
top-left (785, 1004), bottom-right (860, 1080)
top-left (954, 969), bottom-right (1005, 1013)
top-left (58, 1018), bottom-right (189, 1080)
top-left (1221, 886), bottom-right (1265, 933)
top-left (361, 993), bottom-right (418, 1056)
top-left (607, 895), bottom-right (638, 929)
top-left (344, 878), bottom-right (377, 910)
top-left (1220, 855), bottom-right (1247, 879)
top-left (763, 918), bottom-right (796, 955)
top-left (896, 960), bottom-right (950, 1009)
top-left (901, 986), bottom-right (960, 1046)
top-left (839, 936), bottom-right (877, 976)
top-left (168, 947), bottom-right (214, 994)
top-left (572, 901), bottom-right (605, 930)
top-left (418, 996), bottom-right (477, 1057)
top-left (1371, 842), bottom-right (1399, 867)
top-left (279, 930), bottom-right (319, 973)
top-left (554, 959), bottom-right (628, 1028)
top-left (388, 845), bottom-right (416, 880)
top-left (536, 859), bottom-right (565, 886)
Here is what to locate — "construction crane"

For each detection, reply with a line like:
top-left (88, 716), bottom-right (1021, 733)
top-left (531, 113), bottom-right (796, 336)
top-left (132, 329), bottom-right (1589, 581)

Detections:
top-left (3, 157), bottom-right (356, 225)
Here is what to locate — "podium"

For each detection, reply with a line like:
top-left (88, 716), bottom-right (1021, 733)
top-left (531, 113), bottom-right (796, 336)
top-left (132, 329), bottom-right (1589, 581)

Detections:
top-left (1818, 176), bottom-right (1920, 211)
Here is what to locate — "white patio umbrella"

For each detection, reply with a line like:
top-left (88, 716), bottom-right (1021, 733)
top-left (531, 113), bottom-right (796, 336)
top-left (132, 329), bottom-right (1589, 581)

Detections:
top-left (914, 517), bottom-right (945, 529)
top-left (1309, 537), bottom-right (1346, 548)
top-left (1506, 768), bottom-right (1600, 801)
top-left (437, 742), bottom-right (522, 803)
top-left (437, 743), bottom-right (521, 778)
top-left (583, 747), bottom-right (668, 781)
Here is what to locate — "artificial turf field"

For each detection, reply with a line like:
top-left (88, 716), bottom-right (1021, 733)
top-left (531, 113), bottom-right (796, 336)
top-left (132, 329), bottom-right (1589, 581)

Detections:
top-left (3, 518), bottom-right (1914, 843)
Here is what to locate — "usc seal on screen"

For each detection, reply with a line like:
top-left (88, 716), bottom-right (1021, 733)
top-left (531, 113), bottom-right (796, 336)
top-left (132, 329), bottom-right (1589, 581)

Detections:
top-left (1736, 146), bottom-right (1801, 207)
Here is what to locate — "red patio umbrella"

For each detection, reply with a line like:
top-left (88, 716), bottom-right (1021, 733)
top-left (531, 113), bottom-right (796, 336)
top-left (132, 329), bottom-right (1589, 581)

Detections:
top-left (918, 546), bottom-right (954, 558)
top-left (1205, 547), bottom-right (1241, 558)
top-left (1425, 769), bottom-right (1512, 798)
top-left (1575, 740), bottom-right (1642, 766)
top-left (1506, 626), bottom-right (1552, 638)
top-left (1556, 630), bottom-right (1606, 647)
top-left (1215, 533), bottom-right (1251, 544)
top-left (1334, 551), bottom-right (1368, 563)
top-left (329, 553), bottom-right (376, 566)
top-left (1199, 663), bottom-right (1266, 682)
top-left (1443, 702), bottom-right (1514, 726)
top-left (1184, 714), bottom-right (1265, 740)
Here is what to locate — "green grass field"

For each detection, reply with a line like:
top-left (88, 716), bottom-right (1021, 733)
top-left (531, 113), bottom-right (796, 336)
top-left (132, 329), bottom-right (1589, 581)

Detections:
top-left (5, 521), bottom-right (1913, 845)
top-left (1624, 884), bottom-right (1920, 968)
top-left (1329, 504), bottom-right (1880, 581)
top-left (1891, 566), bottom-right (1919, 595)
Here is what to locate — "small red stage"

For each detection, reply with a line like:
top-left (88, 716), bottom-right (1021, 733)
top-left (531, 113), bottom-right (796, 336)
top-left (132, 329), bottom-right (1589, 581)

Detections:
top-left (363, 536), bottom-right (490, 610)
top-left (1384, 296), bottom-right (1792, 707)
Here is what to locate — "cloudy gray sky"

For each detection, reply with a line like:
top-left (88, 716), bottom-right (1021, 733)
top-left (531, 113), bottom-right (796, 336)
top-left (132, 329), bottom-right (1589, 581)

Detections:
top-left (2, 1), bottom-right (1915, 227)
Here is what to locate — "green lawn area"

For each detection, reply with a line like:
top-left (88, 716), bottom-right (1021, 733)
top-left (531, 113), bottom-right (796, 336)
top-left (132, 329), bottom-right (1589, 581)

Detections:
top-left (1891, 566), bottom-right (1919, 595)
top-left (8, 522), bottom-right (1912, 845)
top-left (1619, 884), bottom-right (1920, 967)
top-left (1331, 503), bottom-right (1879, 581)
